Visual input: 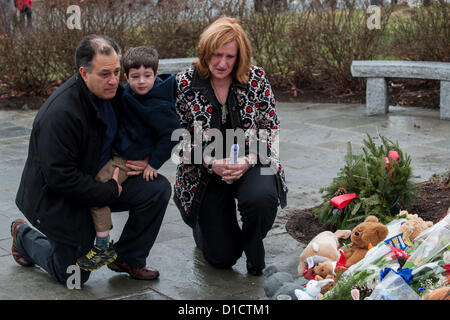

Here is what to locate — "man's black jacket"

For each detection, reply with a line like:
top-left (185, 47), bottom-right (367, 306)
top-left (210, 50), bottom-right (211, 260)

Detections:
top-left (15, 73), bottom-right (122, 248)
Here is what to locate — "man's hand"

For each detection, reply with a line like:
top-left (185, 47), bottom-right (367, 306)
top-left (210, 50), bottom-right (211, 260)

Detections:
top-left (112, 167), bottom-right (122, 196)
top-left (143, 165), bottom-right (158, 181)
top-left (125, 156), bottom-right (149, 176)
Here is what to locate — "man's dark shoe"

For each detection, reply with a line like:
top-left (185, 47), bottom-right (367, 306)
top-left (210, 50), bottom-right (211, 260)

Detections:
top-left (107, 260), bottom-right (160, 280)
top-left (10, 219), bottom-right (33, 267)
top-left (76, 243), bottom-right (117, 271)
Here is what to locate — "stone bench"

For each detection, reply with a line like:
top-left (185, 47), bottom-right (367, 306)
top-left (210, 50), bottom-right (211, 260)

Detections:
top-left (158, 57), bottom-right (196, 75)
top-left (351, 60), bottom-right (450, 120)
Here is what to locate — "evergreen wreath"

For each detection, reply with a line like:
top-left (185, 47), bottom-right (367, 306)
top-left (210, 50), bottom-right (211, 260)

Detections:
top-left (314, 133), bottom-right (418, 230)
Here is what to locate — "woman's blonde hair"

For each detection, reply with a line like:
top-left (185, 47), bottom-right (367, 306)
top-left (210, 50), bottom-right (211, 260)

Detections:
top-left (193, 17), bottom-right (252, 84)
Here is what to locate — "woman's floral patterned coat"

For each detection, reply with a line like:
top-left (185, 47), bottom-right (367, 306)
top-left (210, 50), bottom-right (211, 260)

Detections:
top-left (173, 65), bottom-right (288, 227)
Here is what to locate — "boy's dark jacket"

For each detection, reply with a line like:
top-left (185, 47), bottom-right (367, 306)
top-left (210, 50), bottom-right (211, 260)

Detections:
top-left (115, 73), bottom-right (180, 170)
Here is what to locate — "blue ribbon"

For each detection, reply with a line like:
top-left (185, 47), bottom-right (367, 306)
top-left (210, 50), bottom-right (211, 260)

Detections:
top-left (380, 267), bottom-right (414, 285)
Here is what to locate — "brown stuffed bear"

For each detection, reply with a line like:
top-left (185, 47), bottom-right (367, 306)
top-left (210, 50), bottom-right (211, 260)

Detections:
top-left (425, 287), bottom-right (450, 300)
top-left (313, 260), bottom-right (348, 294)
top-left (340, 215), bottom-right (388, 267)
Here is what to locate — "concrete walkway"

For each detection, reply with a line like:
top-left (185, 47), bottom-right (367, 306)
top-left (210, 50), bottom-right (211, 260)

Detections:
top-left (0, 102), bottom-right (449, 300)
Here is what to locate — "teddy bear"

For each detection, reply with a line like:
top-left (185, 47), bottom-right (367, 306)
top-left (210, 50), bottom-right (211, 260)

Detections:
top-left (424, 287), bottom-right (450, 300)
top-left (313, 259), bottom-right (348, 294)
top-left (297, 229), bottom-right (351, 279)
top-left (340, 215), bottom-right (388, 267)
top-left (397, 210), bottom-right (433, 241)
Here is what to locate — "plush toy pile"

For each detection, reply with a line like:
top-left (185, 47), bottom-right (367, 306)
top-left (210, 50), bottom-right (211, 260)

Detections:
top-left (265, 207), bottom-right (449, 300)
top-left (295, 208), bottom-right (450, 300)
top-left (268, 136), bottom-right (449, 300)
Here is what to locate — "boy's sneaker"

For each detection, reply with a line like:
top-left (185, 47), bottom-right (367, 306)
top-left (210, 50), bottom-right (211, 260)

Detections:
top-left (76, 243), bottom-right (117, 271)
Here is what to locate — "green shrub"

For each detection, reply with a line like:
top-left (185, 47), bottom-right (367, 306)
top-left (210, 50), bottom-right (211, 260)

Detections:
top-left (286, 4), bottom-right (394, 93)
top-left (0, 1), bottom-right (448, 100)
top-left (388, 1), bottom-right (450, 62)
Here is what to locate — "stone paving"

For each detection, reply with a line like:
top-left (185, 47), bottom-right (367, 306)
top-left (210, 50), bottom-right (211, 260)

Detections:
top-left (0, 102), bottom-right (449, 300)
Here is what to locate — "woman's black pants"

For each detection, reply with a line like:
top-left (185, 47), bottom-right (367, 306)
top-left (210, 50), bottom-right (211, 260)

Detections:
top-left (194, 164), bottom-right (279, 273)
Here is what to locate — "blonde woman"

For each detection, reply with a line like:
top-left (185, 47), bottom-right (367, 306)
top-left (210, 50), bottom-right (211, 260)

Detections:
top-left (173, 17), bottom-right (288, 276)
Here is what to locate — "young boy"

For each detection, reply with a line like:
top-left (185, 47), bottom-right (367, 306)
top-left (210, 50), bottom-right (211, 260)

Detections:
top-left (76, 46), bottom-right (180, 271)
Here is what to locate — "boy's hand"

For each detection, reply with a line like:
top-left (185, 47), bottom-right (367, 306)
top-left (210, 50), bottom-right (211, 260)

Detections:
top-left (143, 165), bottom-right (158, 181)
top-left (112, 167), bottom-right (123, 196)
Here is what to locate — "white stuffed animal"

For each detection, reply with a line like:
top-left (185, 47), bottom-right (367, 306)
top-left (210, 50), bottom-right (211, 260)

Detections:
top-left (294, 279), bottom-right (335, 300)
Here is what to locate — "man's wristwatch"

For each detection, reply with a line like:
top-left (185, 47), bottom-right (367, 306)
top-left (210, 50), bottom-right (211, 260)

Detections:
top-left (207, 158), bottom-right (215, 174)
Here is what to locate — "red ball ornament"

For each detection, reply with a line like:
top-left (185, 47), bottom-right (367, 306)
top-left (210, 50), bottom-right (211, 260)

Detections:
top-left (388, 150), bottom-right (399, 162)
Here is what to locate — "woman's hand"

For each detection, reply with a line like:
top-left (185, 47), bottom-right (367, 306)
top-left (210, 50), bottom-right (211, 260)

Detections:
top-left (220, 157), bottom-right (250, 183)
top-left (210, 158), bottom-right (230, 177)
top-left (143, 165), bottom-right (158, 181)
top-left (126, 156), bottom-right (149, 176)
